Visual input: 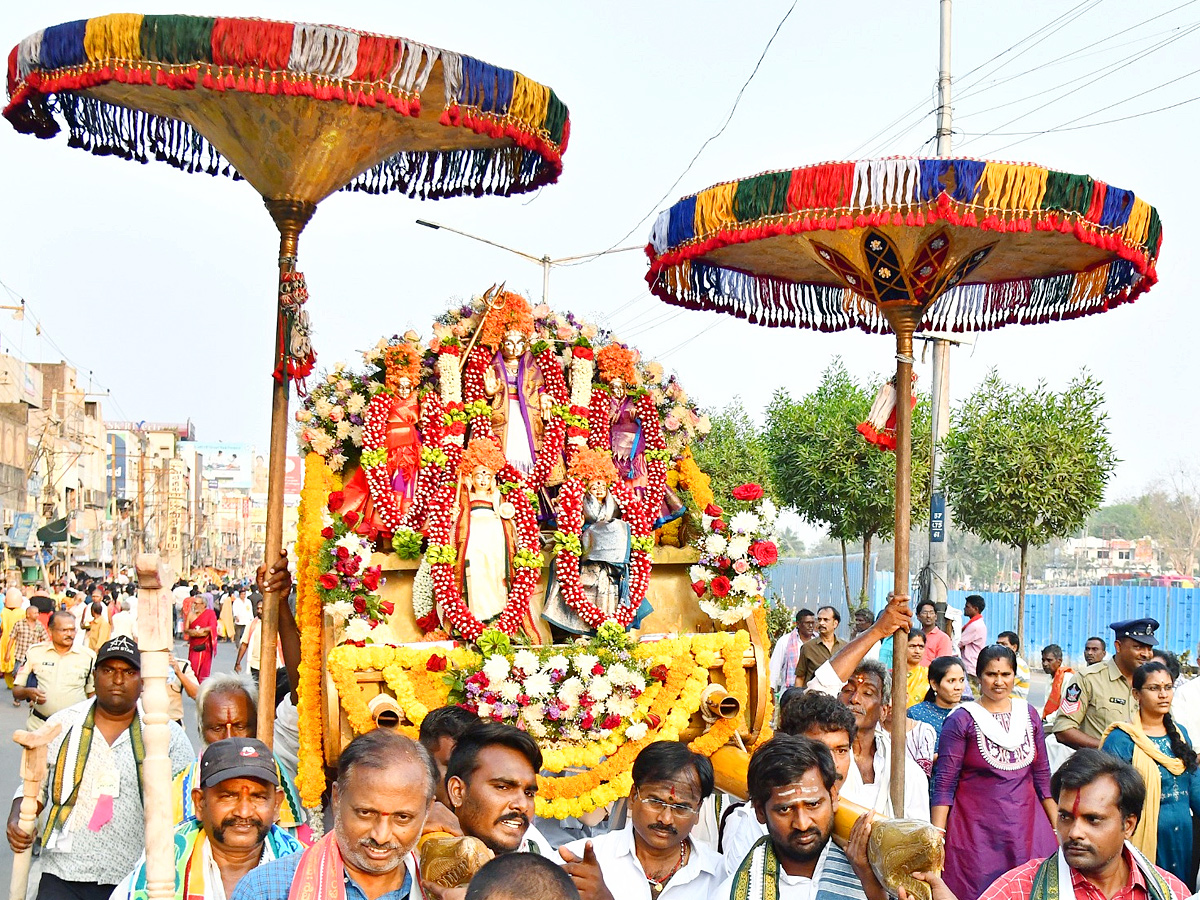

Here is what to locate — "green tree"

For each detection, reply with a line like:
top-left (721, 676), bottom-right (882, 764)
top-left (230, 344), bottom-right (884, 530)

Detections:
top-left (764, 359), bottom-right (931, 605)
top-left (941, 371), bottom-right (1117, 645)
top-left (691, 397), bottom-right (776, 504)
top-left (1086, 502), bottom-right (1148, 540)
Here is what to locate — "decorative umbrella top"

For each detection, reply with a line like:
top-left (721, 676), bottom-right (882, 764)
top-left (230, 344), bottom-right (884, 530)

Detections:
top-left (645, 157), bottom-right (1161, 334)
top-left (4, 13), bottom-right (570, 202)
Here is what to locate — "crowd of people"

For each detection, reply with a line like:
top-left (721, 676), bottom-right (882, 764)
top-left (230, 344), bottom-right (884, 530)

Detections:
top-left (2, 573), bottom-right (1200, 900)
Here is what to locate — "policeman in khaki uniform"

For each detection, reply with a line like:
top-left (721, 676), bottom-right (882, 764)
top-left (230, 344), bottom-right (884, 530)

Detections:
top-left (12, 610), bottom-right (95, 729)
top-left (1052, 617), bottom-right (1156, 749)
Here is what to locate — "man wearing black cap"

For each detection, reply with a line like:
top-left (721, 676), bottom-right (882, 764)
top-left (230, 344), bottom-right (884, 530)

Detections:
top-left (1052, 618), bottom-right (1157, 750)
top-left (5, 636), bottom-right (195, 900)
top-left (112, 737), bottom-right (302, 900)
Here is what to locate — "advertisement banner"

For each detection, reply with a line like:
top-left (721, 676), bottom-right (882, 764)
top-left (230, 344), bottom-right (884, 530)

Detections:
top-left (183, 441), bottom-right (253, 490)
top-left (284, 455), bottom-right (303, 495)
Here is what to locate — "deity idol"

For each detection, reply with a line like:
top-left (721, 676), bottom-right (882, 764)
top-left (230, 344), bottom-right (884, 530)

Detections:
top-left (478, 295), bottom-right (562, 482)
top-left (594, 344), bottom-right (684, 527)
top-left (452, 438), bottom-right (515, 624)
top-left (340, 341), bottom-right (423, 537)
top-left (542, 449), bottom-right (652, 636)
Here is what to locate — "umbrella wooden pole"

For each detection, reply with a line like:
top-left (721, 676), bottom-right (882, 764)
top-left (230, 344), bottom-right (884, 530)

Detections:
top-left (883, 307), bottom-right (920, 817)
top-left (259, 199), bottom-right (316, 747)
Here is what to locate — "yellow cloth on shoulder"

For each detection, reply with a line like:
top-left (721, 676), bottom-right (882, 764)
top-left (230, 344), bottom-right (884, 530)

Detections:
top-left (1101, 717), bottom-right (1186, 861)
top-left (906, 665), bottom-right (929, 708)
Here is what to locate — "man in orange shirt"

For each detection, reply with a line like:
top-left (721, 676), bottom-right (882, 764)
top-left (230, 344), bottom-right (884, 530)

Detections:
top-left (1041, 643), bottom-right (1074, 722)
top-left (916, 600), bottom-right (953, 664)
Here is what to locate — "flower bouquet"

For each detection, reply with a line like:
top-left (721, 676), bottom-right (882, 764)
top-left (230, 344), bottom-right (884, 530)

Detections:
top-left (689, 483), bottom-right (780, 625)
top-left (295, 364), bottom-right (377, 472)
top-left (450, 624), bottom-right (653, 746)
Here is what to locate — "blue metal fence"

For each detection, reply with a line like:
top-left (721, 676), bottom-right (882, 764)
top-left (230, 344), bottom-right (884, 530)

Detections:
top-left (948, 586), bottom-right (1200, 665)
top-left (765, 555), bottom-right (877, 640)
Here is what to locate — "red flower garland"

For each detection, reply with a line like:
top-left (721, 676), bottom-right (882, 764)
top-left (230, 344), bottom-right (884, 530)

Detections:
top-left (359, 390), bottom-right (449, 536)
top-left (587, 388), bottom-right (669, 524)
top-left (422, 465), bottom-right (542, 641)
top-left (553, 478), bottom-right (653, 629)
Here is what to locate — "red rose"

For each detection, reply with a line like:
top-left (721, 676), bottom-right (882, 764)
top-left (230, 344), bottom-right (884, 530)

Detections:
top-left (691, 580), bottom-right (707, 597)
top-left (711, 575), bottom-right (732, 598)
top-left (601, 714), bottom-right (621, 730)
top-left (336, 546), bottom-right (349, 560)
top-left (426, 654), bottom-right (447, 672)
top-left (716, 556), bottom-right (731, 571)
top-left (381, 600), bottom-right (395, 616)
top-left (579, 712), bottom-right (595, 730)
top-left (343, 556), bottom-right (361, 575)
top-left (352, 597), bottom-right (366, 613)
top-left (712, 518), bottom-right (727, 532)
top-left (318, 572), bottom-right (339, 590)
top-left (320, 526), bottom-right (334, 539)
top-left (342, 511), bottom-right (359, 528)
top-left (704, 503), bottom-right (724, 517)
top-left (750, 540), bottom-right (779, 566)
top-left (572, 346), bottom-right (594, 360)
top-left (591, 663), bottom-right (605, 676)
top-left (362, 568), bottom-right (381, 591)
top-left (644, 712), bottom-right (662, 729)
top-left (327, 491), bottom-right (345, 511)
top-left (649, 665), bottom-right (669, 683)
top-left (732, 483), bottom-right (764, 501)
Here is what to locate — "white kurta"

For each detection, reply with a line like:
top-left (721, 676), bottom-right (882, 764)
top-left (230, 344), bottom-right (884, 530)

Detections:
top-left (465, 500), bottom-right (508, 622)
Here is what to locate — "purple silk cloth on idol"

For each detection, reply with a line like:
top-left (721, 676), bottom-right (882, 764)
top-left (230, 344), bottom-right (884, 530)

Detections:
top-left (931, 708), bottom-right (1058, 900)
top-left (609, 397), bottom-right (646, 482)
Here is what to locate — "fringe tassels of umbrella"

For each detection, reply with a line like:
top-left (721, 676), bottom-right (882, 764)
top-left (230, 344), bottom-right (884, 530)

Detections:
top-left (647, 253), bottom-right (1149, 336)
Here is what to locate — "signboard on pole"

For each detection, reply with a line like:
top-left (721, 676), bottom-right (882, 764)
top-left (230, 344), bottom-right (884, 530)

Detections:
top-left (930, 492), bottom-right (946, 543)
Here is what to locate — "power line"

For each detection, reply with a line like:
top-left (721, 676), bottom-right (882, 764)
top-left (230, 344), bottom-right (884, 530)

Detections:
top-left (577, 0), bottom-right (801, 260)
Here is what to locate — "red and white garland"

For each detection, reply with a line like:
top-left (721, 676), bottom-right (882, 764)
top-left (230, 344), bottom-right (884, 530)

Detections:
top-left (587, 388), bottom-right (670, 523)
top-left (422, 463), bottom-right (543, 641)
top-left (552, 478), bottom-right (653, 629)
top-left (360, 390), bottom-right (447, 536)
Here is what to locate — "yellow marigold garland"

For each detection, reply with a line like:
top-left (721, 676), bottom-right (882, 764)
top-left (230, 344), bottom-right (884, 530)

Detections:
top-left (676, 446), bottom-right (714, 513)
top-left (296, 452), bottom-right (337, 807)
top-left (321, 633), bottom-right (754, 819)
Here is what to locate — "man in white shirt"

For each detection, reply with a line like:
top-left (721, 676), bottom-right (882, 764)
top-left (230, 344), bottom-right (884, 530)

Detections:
top-left (558, 741), bottom-right (724, 900)
top-left (804, 598), bottom-right (930, 821)
top-left (716, 734), bottom-right (885, 900)
top-left (232, 589), bottom-right (253, 647)
top-left (110, 599), bottom-right (137, 640)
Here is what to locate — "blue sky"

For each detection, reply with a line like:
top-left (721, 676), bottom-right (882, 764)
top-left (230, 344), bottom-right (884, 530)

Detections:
top-left (1, 0), bottom-right (1195, 508)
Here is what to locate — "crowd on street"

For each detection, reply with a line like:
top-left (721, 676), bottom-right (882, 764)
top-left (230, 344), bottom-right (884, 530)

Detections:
top-left (2, 572), bottom-right (1199, 900)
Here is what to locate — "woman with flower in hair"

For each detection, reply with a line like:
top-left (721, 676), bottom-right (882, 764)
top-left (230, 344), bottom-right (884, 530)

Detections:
top-left (543, 448), bottom-right (651, 636)
top-left (340, 339), bottom-right (424, 537)
top-left (452, 438), bottom-right (515, 624)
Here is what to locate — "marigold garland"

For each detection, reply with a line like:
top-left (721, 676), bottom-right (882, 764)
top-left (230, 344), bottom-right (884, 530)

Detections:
top-left (296, 452), bottom-right (337, 806)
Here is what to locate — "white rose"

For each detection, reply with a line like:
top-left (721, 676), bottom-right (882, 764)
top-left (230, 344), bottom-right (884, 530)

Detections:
top-left (482, 655), bottom-right (511, 682)
top-left (704, 534), bottom-right (728, 556)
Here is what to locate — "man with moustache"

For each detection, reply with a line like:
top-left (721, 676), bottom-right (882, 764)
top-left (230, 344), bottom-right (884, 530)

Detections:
top-left (6, 636), bottom-right (194, 900)
top-left (907, 750), bottom-right (1189, 900)
top-left (717, 735), bottom-right (886, 900)
top-left (555, 742), bottom-right (724, 900)
top-left (445, 723), bottom-right (551, 857)
top-left (232, 729), bottom-right (436, 900)
top-left (112, 738), bottom-right (301, 900)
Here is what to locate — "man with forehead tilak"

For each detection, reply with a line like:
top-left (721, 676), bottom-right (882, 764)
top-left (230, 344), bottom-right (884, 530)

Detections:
top-left (112, 737), bottom-right (301, 900)
top-left (556, 741), bottom-right (724, 900)
top-left (718, 735), bottom-right (886, 900)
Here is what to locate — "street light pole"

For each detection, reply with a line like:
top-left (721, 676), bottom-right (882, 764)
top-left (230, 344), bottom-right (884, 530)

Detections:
top-left (415, 219), bottom-right (640, 304)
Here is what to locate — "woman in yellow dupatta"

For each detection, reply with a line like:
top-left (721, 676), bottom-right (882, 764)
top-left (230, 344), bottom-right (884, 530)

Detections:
top-left (0, 588), bottom-right (26, 688)
top-left (905, 630), bottom-right (929, 708)
top-left (1100, 659), bottom-right (1200, 883)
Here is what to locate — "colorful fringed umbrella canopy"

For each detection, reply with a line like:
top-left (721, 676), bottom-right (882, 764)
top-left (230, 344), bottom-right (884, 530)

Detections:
top-left (4, 14), bottom-right (570, 202)
top-left (4, 12), bottom-right (571, 745)
top-left (645, 155), bottom-right (1162, 814)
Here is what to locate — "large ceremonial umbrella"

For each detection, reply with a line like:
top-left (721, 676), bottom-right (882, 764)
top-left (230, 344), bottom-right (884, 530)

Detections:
top-left (5, 13), bottom-right (570, 739)
top-left (645, 156), bottom-right (1161, 813)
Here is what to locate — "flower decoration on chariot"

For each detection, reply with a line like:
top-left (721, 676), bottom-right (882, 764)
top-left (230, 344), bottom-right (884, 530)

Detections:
top-left (478, 292), bottom-right (535, 350)
top-left (567, 447), bottom-right (619, 485)
top-left (383, 341), bottom-right (423, 394)
top-left (458, 437), bottom-right (507, 478)
top-left (595, 344), bottom-right (637, 386)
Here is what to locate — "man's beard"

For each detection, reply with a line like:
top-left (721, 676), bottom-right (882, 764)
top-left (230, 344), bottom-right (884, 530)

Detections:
top-left (773, 826), bottom-right (829, 864)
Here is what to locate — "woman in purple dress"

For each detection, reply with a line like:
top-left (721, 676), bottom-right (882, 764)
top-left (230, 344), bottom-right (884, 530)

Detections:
top-left (931, 644), bottom-right (1058, 900)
